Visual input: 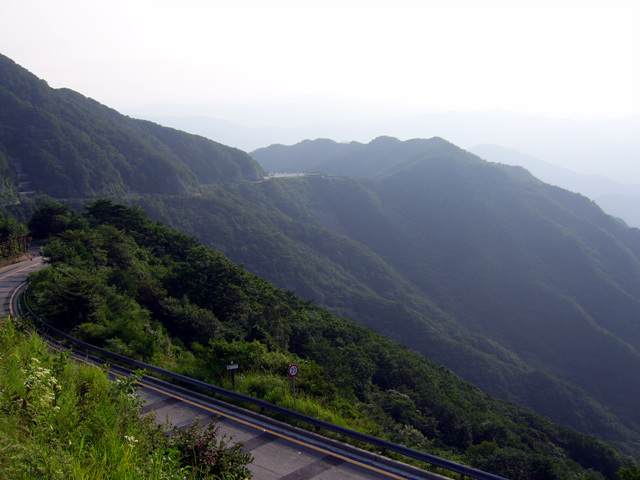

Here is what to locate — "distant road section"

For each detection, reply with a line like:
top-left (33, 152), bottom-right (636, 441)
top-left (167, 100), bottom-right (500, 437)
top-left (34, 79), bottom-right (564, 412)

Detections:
top-left (0, 256), bottom-right (44, 316)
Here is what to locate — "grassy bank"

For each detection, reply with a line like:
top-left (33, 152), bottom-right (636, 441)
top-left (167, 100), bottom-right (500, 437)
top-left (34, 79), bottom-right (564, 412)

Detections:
top-left (0, 317), bottom-right (252, 479)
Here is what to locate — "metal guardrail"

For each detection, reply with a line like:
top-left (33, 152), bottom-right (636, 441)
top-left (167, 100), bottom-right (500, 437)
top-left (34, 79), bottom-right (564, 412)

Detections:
top-left (20, 285), bottom-right (508, 480)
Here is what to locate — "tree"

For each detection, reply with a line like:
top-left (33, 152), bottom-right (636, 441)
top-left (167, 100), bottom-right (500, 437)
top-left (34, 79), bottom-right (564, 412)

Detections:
top-left (0, 214), bottom-right (26, 238)
top-left (618, 466), bottom-right (640, 480)
top-left (27, 200), bottom-right (81, 239)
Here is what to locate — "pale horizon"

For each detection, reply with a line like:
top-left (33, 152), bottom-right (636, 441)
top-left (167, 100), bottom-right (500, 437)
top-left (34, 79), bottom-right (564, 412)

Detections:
top-left (2, 0), bottom-right (639, 125)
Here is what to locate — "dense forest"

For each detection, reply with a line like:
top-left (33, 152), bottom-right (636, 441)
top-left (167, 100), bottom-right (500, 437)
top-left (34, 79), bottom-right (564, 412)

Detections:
top-left (23, 200), bottom-right (636, 480)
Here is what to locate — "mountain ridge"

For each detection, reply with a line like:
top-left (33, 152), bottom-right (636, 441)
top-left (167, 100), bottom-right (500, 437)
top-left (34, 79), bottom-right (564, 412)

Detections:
top-left (469, 143), bottom-right (640, 228)
top-left (0, 53), bottom-right (264, 201)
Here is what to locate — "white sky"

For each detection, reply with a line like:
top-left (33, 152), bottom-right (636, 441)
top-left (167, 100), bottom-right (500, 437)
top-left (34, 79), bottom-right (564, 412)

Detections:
top-left (2, 0), bottom-right (640, 122)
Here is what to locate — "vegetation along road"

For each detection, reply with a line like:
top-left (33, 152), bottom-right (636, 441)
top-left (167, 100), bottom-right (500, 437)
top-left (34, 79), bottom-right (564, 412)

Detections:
top-left (2, 257), bottom-right (455, 480)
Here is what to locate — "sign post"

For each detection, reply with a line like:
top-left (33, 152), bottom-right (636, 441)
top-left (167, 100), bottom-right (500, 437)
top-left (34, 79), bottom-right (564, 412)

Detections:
top-left (288, 364), bottom-right (298, 410)
top-left (226, 361), bottom-right (239, 389)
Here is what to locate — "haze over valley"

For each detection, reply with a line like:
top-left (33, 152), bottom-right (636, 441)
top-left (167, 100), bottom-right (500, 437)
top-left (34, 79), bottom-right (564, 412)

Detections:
top-left (137, 108), bottom-right (640, 227)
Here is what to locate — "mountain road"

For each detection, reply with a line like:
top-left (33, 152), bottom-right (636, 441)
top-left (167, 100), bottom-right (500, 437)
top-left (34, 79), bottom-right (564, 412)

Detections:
top-left (2, 257), bottom-right (453, 480)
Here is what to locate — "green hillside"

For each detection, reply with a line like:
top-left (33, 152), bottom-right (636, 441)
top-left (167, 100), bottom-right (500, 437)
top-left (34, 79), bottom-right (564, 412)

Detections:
top-left (24, 200), bottom-right (633, 480)
top-left (0, 53), bottom-right (263, 200)
top-left (141, 139), bottom-right (640, 459)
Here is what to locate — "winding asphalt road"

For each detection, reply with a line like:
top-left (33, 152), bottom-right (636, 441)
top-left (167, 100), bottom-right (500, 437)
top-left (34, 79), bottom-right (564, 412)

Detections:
top-left (0, 254), bottom-right (44, 317)
top-left (1, 257), bottom-right (450, 480)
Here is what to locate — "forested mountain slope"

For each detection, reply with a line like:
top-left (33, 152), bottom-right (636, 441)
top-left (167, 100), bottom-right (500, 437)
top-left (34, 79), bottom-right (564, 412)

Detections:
top-left (252, 135), bottom-right (473, 178)
top-left (251, 137), bottom-right (361, 172)
top-left (143, 138), bottom-right (640, 459)
top-left (0, 53), bottom-right (263, 200)
top-left (24, 200), bottom-right (633, 479)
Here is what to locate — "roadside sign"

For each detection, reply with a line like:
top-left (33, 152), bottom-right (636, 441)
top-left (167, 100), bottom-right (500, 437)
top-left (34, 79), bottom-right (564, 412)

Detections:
top-left (226, 362), bottom-right (239, 370)
top-left (288, 364), bottom-right (298, 377)
top-left (226, 361), bottom-right (238, 389)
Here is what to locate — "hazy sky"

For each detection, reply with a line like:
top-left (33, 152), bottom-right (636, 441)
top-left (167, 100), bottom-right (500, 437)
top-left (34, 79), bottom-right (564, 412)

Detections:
top-left (2, 0), bottom-right (639, 124)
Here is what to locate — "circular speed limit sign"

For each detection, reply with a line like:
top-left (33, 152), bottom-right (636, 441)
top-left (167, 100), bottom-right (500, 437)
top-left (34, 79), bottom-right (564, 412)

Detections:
top-left (288, 364), bottom-right (299, 377)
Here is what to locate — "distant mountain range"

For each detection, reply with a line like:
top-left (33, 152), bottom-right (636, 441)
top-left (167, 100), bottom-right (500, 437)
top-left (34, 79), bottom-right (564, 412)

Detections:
top-left (136, 107), bottom-right (640, 182)
top-left (4, 51), bottom-right (640, 463)
top-left (141, 108), bottom-right (640, 227)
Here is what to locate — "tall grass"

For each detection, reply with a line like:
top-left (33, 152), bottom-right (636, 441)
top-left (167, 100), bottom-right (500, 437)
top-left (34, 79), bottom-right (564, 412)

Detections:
top-left (0, 317), bottom-right (251, 479)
